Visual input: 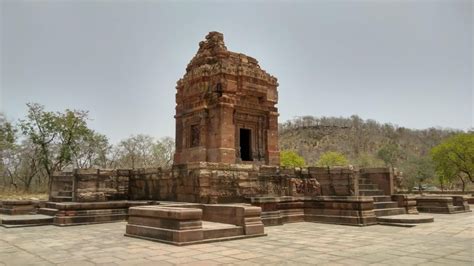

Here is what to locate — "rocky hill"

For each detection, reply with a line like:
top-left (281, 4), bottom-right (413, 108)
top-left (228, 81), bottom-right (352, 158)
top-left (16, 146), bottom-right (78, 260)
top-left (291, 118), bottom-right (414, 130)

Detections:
top-left (278, 115), bottom-right (460, 167)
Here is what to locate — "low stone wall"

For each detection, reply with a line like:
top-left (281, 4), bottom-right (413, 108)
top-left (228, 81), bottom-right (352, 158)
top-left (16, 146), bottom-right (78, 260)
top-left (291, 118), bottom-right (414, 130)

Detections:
top-left (416, 196), bottom-right (471, 214)
top-left (125, 204), bottom-right (265, 245)
top-left (73, 169), bottom-right (131, 202)
top-left (50, 164), bottom-right (390, 204)
top-left (128, 169), bottom-right (174, 200)
top-left (250, 196), bottom-right (377, 226)
top-left (49, 200), bottom-right (158, 226)
top-left (174, 163), bottom-right (359, 203)
top-left (0, 200), bottom-right (37, 215)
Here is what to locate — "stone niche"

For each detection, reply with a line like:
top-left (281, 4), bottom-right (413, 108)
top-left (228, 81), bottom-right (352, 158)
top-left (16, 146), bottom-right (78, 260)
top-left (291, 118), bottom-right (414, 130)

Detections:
top-left (174, 31), bottom-right (280, 166)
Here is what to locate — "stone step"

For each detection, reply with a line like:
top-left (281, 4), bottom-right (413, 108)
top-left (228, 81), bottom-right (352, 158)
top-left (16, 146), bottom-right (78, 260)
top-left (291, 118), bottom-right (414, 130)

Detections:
top-left (374, 208), bottom-right (406, 217)
top-left (359, 190), bottom-right (384, 196)
top-left (373, 196), bottom-right (392, 202)
top-left (374, 201), bottom-right (398, 209)
top-left (45, 202), bottom-right (59, 209)
top-left (376, 222), bottom-right (418, 227)
top-left (50, 196), bottom-right (73, 202)
top-left (0, 214), bottom-right (54, 228)
top-left (453, 206), bottom-right (467, 212)
top-left (58, 191), bottom-right (72, 197)
top-left (202, 221), bottom-right (243, 239)
top-left (38, 208), bottom-right (59, 216)
top-left (359, 184), bottom-right (378, 190)
top-left (377, 214), bottom-right (434, 227)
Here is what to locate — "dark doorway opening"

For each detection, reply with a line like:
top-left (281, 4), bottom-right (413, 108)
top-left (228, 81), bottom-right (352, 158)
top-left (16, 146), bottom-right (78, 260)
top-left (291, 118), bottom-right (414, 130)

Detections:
top-left (240, 128), bottom-right (252, 161)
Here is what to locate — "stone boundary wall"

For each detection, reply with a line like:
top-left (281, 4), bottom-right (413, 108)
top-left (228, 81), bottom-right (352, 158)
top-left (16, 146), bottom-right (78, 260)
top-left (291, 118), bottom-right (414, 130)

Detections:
top-left (51, 164), bottom-right (390, 203)
top-left (73, 169), bottom-right (130, 202)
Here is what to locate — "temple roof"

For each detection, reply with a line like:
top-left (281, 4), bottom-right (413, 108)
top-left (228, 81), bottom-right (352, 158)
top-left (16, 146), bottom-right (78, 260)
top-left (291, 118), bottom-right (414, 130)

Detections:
top-left (181, 32), bottom-right (277, 86)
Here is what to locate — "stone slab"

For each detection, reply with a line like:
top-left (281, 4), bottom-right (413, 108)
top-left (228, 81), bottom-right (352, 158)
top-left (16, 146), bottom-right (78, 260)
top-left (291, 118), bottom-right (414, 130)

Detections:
top-left (0, 214), bottom-right (53, 228)
top-left (376, 214), bottom-right (434, 225)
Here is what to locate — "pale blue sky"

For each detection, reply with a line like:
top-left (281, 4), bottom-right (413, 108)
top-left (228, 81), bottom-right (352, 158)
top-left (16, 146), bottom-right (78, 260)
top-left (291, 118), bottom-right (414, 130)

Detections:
top-left (1, 0), bottom-right (472, 143)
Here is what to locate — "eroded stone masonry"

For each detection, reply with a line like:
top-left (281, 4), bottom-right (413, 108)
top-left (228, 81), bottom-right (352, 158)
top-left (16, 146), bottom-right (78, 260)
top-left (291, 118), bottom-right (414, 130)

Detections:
top-left (174, 32), bottom-right (279, 165)
top-left (1, 32), bottom-right (471, 246)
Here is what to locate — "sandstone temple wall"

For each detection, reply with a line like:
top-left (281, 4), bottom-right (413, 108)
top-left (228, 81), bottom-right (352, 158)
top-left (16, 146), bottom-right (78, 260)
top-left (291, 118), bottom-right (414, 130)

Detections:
top-left (51, 164), bottom-right (391, 203)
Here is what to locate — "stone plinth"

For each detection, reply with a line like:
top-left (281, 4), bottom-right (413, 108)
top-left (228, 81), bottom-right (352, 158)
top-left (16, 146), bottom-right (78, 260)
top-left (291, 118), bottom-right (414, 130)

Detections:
top-left (250, 196), bottom-right (377, 226)
top-left (416, 196), bottom-right (471, 214)
top-left (125, 204), bottom-right (265, 245)
top-left (0, 214), bottom-right (53, 228)
top-left (392, 194), bottom-right (419, 214)
top-left (0, 200), bottom-right (36, 215)
top-left (452, 195), bottom-right (471, 212)
top-left (49, 200), bottom-right (157, 226)
top-left (467, 196), bottom-right (474, 204)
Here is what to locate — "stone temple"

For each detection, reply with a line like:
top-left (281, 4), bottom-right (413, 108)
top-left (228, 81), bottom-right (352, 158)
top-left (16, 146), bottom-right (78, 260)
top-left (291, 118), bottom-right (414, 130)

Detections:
top-left (174, 31), bottom-right (280, 165)
top-left (3, 31), bottom-right (471, 246)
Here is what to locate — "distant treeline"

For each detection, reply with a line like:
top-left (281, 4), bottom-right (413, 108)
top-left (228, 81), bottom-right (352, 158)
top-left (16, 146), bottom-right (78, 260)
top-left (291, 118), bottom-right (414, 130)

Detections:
top-left (279, 115), bottom-right (461, 166)
top-left (0, 104), bottom-right (174, 193)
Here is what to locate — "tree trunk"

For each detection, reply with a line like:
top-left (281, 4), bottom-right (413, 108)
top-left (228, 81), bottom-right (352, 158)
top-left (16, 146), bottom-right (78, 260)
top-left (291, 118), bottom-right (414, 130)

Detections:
top-left (459, 176), bottom-right (466, 192)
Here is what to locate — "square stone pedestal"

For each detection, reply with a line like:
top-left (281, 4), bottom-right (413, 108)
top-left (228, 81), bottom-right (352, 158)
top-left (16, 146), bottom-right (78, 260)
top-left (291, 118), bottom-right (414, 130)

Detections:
top-left (125, 204), bottom-right (266, 245)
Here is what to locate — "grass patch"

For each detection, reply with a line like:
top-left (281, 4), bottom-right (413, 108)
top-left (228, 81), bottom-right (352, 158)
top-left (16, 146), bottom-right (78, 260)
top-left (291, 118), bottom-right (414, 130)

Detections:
top-left (0, 191), bottom-right (48, 200)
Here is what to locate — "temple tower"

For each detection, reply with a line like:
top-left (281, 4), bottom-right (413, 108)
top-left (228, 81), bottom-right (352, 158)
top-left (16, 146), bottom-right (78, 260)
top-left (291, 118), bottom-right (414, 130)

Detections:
top-left (174, 32), bottom-right (279, 165)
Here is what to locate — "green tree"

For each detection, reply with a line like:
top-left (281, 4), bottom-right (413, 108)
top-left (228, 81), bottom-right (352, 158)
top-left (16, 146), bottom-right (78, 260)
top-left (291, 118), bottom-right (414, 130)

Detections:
top-left (399, 156), bottom-right (435, 193)
top-left (377, 143), bottom-right (400, 168)
top-left (431, 133), bottom-right (474, 191)
top-left (316, 151), bottom-right (348, 167)
top-left (19, 103), bottom-right (93, 189)
top-left (280, 150), bottom-right (306, 168)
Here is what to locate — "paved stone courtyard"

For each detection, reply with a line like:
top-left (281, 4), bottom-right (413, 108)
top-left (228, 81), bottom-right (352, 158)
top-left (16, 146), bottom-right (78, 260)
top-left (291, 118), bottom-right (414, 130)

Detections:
top-left (1, 211), bottom-right (472, 266)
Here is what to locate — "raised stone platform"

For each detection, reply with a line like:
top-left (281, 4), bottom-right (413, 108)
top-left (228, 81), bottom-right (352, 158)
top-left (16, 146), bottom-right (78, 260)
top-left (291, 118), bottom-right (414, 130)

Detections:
top-left (43, 200), bottom-right (158, 226)
top-left (125, 204), bottom-right (265, 245)
top-left (250, 196), bottom-right (378, 226)
top-left (467, 196), bottom-right (474, 204)
top-left (376, 214), bottom-right (434, 227)
top-left (0, 200), bottom-right (37, 215)
top-left (0, 214), bottom-right (53, 228)
top-left (416, 196), bottom-right (471, 214)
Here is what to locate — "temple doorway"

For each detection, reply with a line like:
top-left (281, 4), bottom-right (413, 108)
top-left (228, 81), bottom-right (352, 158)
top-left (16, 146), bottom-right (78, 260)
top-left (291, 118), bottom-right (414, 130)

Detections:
top-left (240, 128), bottom-right (252, 161)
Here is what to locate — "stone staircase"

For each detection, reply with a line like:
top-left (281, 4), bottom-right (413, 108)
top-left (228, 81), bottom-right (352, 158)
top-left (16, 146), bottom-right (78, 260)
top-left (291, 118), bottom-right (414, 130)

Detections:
top-left (373, 196), bottom-right (406, 217)
top-left (37, 202), bottom-right (60, 216)
top-left (359, 177), bottom-right (406, 217)
top-left (50, 184), bottom-right (73, 203)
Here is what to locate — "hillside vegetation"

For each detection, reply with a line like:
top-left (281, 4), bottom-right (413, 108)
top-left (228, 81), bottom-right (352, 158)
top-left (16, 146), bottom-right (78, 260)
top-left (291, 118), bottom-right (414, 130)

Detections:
top-left (279, 115), bottom-right (459, 167)
top-left (279, 115), bottom-right (474, 190)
